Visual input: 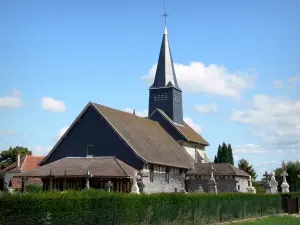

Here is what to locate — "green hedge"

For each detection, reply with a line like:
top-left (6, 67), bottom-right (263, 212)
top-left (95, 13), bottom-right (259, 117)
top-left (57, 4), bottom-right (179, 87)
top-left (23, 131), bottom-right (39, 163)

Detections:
top-left (0, 190), bottom-right (284, 225)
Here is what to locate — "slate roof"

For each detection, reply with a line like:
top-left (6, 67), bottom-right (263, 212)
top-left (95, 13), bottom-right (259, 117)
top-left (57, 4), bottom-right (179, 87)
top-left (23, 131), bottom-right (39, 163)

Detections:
top-left (186, 163), bottom-right (250, 177)
top-left (16, 157), bottom-right (136, 178)
top-left (151, 109), bottom-right (209, 146)
top-left (175, 122), bottom-right (209, 145)
top-left (93, 103), bottom-right (194, 169)
top-left (1, 156), bottom-right (44, 173)
top-left (150, 27), bottom-right (180, 90)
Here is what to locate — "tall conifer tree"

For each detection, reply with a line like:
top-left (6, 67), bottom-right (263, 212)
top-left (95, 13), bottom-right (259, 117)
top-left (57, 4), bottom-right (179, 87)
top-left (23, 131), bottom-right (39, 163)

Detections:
top-left (227, 144), bottom-right (234, 165)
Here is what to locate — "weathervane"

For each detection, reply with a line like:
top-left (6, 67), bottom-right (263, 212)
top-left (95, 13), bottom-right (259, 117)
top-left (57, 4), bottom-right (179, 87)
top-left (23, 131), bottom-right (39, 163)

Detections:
top-left (162, 0), bottom-right (169, 27)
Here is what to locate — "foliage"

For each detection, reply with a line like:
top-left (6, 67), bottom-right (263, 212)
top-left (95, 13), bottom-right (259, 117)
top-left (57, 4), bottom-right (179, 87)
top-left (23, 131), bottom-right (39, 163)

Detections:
top-left (274, 160), bottom-right (300, 192)
top-left (25, 184), bottom-right (43, 193)
top-left (0, 146), bottom-right (32, 170)
top-left (252, 181), bottom-right (264, 193)
top-left (214, 142), bottom-right (234, 165)
top-left (234, 215), bottom-right (300, 225)
top-left (0, 190), bottom-right (284, 225)
top-left (238, 158), bottom-right (257, 180)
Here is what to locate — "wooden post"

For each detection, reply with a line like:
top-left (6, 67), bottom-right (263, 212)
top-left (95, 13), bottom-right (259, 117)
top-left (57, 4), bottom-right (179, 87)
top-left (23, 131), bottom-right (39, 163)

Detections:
top-left (49, 169), bottom-right (53, 191)
top-left (63, 170), bottom-right (67, 191)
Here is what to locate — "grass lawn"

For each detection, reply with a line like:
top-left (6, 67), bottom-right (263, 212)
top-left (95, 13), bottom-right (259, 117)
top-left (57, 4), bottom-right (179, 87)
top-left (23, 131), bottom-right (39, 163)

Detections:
top-left (234, 215), bottom-right (300, 225)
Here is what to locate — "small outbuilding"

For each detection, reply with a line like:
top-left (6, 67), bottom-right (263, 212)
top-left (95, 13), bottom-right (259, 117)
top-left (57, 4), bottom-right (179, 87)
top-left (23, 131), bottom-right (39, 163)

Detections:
top-left (15, 156), bottom-right (137, 192)
top-left (185, 163), bottom-right (250, 193)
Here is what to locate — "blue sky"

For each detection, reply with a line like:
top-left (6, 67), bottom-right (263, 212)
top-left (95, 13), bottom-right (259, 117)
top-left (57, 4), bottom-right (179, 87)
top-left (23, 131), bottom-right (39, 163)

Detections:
top-left (1, 0), bottom-right (300, 179)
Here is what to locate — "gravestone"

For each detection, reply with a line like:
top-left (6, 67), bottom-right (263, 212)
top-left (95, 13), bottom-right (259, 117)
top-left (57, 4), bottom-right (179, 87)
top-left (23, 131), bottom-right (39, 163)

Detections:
top-left (281, 170), bottom-right (290, 193)
top-left (263, 171), bottom-right (271, 193)
top-left (195, 183), bottom-right (204, 193)
top-left (269, 171), bottom-right (278, 193)
top-left (207, 164), bottom-right (217, 193)
top-left (246, 175), bottom-right (256, 193)
top-left (85, 170), bottom-right (93, 189)
top-left (131, 171), bottom-right (140, 194)
top-left (105, 181), bottom-right (113, 192)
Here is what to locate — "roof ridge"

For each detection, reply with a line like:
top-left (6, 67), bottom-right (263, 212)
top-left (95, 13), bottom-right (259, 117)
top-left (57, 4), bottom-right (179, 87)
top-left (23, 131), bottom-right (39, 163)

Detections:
top-left (92, 102), bottom-right (150, 120)
top-left (113, 157), bottom-right (129, 177)
top-left (20, 155), bottom-right (27, 171)
top-left (151, 109), bottom-right (189, 142)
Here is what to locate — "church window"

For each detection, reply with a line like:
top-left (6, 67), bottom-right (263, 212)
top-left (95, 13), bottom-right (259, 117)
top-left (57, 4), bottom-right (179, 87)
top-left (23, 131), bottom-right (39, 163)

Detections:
top-left (238, 185), bottom-right (240, 191)
top-left (165, 167), bottom-right (170, 183)
top-left (153, 94), bottom-right (158, 101)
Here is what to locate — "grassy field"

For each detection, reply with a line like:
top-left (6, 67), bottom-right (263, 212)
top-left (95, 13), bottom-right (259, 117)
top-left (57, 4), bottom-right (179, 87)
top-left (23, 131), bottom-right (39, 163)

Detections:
top-left (234, 215), bottom-right (300, 225)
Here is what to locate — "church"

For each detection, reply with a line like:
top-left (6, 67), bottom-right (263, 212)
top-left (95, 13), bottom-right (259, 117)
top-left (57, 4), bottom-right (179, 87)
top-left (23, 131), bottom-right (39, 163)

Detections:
top-left (15, 20), bottom-right (251, 194)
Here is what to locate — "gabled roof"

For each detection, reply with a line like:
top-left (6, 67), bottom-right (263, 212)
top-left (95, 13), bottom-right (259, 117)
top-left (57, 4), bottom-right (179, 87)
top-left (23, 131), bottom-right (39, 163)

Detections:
top-left (149, 108), bottom-right (209, 146)
top-left (1, 156), bottom-right (44, 173)
top-left (16, 157), bottom-right (136, 178)
top-left (40, 102), bottom-right (194, 169)
top-left (150, 27), bottom-right (181, 90)
top-left (186, 163), bottom-right (250, 177)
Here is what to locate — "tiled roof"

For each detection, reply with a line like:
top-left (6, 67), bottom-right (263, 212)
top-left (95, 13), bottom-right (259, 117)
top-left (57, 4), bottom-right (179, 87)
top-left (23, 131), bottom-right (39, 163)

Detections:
top-left (186, 163), bottom-right (250, 177)
top-left (93, 103), bottom-right (194, 169)
top-left (10, 177), bottom-right (42, 189)
top-left (21, 156), bottom-right (44, 171)
top-left (1, 155), bottom-right (44, 173)
top-left (15, 157), bottom-right (137, 178)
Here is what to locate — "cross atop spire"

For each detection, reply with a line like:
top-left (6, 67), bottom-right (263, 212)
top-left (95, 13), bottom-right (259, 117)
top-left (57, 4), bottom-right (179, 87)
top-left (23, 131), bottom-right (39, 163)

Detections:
top-left (162, 1), bottom-right (169, 27)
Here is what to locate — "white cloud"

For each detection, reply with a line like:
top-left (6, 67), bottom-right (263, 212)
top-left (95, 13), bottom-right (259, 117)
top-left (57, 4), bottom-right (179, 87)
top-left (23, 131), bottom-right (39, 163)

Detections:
top-left (56, 126), bottom-right (69, 141)
top-left (272, 76), bottom-right (300, 89)
top-left (233, 144), bottom-right (266, 154)
top-left (194, 103), bottom-right (218, 113)
top-left (141, 62), bottom-right (255, 98)
top-left (272, 80), bottom-right (284, 89)
top-left (41, 97), bottom-right (66, 112)
top-left (183, 117), bottom-right (202, 133)
top-left (33, 146), bottom-right (51, 156)
top-left (288, 76), bottom-right (300, 83)
top-left (0, 130), bottom-right (17, 135)
top-left (124, 108), bottom-right (148, 117)
top-left (230, 94), bottom-right (300, 151)
top-left (0, 89), bottom-right (22, 108)
top-left (257, 160), bottom-right (277, 165)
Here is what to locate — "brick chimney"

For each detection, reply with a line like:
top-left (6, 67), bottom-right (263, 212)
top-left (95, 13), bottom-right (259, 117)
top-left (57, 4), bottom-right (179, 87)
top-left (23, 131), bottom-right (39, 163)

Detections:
top-left (17, 154), bottom-right (21, 167)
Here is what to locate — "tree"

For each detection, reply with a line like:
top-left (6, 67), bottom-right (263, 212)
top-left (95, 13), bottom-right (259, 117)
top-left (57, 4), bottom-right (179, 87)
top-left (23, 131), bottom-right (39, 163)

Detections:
top-left (0, 146), bottom-right (32, 169)
top-left (214, 142), bottom-right (234, 165)
top-left (238, 158), bottom-right (257, 180)
top-left (227, 144), bottom-right (234, 166)
top-left (214, 145), bottom-right (222, 163)
top-left (273, 160), bottom-right (300, 192)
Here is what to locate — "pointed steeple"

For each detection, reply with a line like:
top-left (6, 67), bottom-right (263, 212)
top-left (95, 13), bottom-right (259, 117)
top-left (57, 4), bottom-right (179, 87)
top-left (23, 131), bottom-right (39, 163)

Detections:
top-left (150, 26), bottom-right (181, 91)
top-left (148, 4), bottom-right (184, 125)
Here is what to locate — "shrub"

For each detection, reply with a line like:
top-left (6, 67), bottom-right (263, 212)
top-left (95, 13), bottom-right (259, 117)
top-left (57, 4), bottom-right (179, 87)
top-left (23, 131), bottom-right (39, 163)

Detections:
top-left (0, 191), bottom-right (287, 225)
top-left (25, 184), bottom-right (43, 193)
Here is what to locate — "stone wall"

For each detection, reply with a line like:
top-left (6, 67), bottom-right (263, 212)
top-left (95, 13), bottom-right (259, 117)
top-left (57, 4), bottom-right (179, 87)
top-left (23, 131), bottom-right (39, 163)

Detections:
top-left (186, 176), bottom-right (249, 193)
top-left (141, 164), bottom-right (185, 194)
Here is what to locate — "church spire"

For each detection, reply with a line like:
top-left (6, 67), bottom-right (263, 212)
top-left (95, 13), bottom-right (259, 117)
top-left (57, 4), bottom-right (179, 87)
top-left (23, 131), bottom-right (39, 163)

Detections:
top-left (150, 3), bottom-right (181, 91)
top-left (148, 3), bottom-right (184, 125)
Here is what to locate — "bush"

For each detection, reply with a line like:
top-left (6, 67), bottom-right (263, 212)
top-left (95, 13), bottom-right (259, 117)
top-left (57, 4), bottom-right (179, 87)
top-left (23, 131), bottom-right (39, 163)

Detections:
top-left (25, 184), bottom-right (43, 193)
top-left (0, 190), bottom-right (286, 225)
